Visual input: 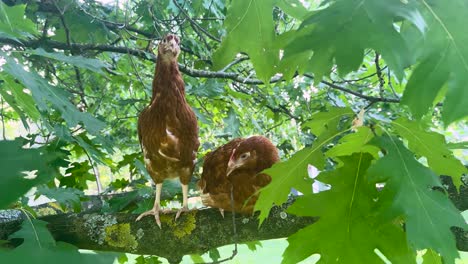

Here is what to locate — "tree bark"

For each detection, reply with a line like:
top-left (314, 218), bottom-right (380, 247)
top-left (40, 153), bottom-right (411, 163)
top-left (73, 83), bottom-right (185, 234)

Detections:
top-left (0, 204), bottom-right (315, 264)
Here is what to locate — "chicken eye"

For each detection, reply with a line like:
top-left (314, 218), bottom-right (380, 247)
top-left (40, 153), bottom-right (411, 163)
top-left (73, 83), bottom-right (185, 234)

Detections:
top-left (240, 153), bottom-right (249, 160)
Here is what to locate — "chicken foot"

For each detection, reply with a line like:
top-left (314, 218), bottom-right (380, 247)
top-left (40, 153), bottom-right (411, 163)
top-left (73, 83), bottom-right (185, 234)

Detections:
top-left (136, 183), bottom-right (164, 228)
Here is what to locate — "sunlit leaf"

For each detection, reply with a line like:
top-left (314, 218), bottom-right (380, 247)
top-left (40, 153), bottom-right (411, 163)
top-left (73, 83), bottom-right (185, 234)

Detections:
top-left (0, 2), bottom-right (36, 40)
top-left (0, 75), bottom-right (41, 121)
top-left (2, 56), bottom-right (105, 135)
top-left (282, 0), bottom-right (425, 80)
top-left (255, 107), bottom-right (354, 225)
top-left (284, 154), bottom-right (415, 264)
top-left (401, 0), bottom-right (468, 124)
top-left (302, 107), bottom-right (354, 135)
top-left (422, 249), bottom-right (442, 264)
top-left (367, 136), bottom-right (466, 263)
top-left (326, 126), bottom-right (379, 158)
top-left (213, 0), bottom-right (279, 82)
top-left (392, 118), bottom-right (467, 187)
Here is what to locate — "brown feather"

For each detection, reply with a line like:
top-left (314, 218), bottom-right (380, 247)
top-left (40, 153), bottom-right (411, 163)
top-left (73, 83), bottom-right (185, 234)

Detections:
top-left (138, 34), bottom-right (199, 185)
top-left (199, 136), bottom-right (279, 214)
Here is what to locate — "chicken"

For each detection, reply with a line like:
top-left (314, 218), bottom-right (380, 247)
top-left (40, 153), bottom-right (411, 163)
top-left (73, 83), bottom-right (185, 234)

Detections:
top-left (199, 136), bottom-right (279, 215)
top-left (136, 34), bottom-right (199, 228)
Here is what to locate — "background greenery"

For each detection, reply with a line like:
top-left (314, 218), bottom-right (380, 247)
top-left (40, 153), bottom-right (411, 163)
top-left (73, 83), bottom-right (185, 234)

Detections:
top-left (0, 0), bottom-right (467, 263)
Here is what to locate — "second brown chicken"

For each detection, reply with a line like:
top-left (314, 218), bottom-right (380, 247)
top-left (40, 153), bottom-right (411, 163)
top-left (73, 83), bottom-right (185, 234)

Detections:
top-left (199, 136), bottom-right (279, 215)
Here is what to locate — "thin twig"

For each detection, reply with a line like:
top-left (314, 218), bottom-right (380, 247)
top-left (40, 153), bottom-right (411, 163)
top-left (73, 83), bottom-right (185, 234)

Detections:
top-left (54, 0), bottom-right (88, 110)
top-left (0, 96), bottom-right (6, 140)
top-left (374, 52), bottom-right (385, 98)
top-left (304, 74), bottom-right (400, 103)
top-left (173, 0), bottom-right (221, 42)
top-left (387, 67), bottom-right (399, 98)
top-left (332, 66), bottom-right (387, 84)
top-left (220, 56), bottom-right (249, 72)
top-left (76, 137), bottom-right (103, 194)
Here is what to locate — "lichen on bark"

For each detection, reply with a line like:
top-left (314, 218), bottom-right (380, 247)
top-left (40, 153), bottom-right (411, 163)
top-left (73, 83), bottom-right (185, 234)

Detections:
top-left (105, 223), bottom-right (138, 250)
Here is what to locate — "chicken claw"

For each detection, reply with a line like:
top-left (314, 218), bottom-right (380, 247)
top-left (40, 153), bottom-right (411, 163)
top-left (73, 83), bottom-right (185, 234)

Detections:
top-left (136, 205), bottom-right (162, 229)
top-left (219, 208), bottom-right (225, 218)
top-left (175, 205), bottom-right (189, 221)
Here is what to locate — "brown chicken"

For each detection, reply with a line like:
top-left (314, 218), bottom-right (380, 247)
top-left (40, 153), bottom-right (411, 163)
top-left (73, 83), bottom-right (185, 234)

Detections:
top-left (199, 136), bottom-right (279, 215)
top-left (136, 34), bottom-right (199, 228)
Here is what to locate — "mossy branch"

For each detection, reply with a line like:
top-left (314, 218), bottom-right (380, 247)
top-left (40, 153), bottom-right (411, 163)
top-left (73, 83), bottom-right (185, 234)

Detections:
top-left (0, 204), bottom-right (315, 263)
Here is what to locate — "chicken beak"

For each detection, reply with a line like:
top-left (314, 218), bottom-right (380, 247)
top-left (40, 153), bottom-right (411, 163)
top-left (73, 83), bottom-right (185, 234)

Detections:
top-left (226, 160), bottom-right (236, 177)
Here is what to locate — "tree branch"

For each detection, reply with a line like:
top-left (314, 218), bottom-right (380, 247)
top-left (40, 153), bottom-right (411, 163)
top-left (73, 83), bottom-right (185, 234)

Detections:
top-left (303, 74), bottom-right (400, 103)
top-left (0, 37), bottom-right (409, 105)
top-left (0, 204), bottom-right (315, 264)
top-left (0, 37), bottom-right (281, 85)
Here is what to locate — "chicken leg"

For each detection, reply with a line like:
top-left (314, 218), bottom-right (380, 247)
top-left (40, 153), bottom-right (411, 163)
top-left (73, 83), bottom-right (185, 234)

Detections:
top-left (175, 183), bottom-right (189, 220)
top-left (136, 183), bottom-right (163, 228)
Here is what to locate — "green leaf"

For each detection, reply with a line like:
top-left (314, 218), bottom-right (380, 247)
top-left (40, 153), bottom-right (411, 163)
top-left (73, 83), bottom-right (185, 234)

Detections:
top-left (244, 241), bottom-right (262, 252)
top-left (192, 107), bottom-right (211, 125)
top-left (422, 249), bottom-right (442, 264)
top-left (276, 0), bottom-right (309, 20)
top-left (35, 185), bottom-right (84, 212)
top-left (0, 75), bottom-right (41, 121)
top-left (283, 0), bottom-right (424, 80)
top-left (213, 0), bottom-right (279, 83)
top-left (52, 7), bottom-right (109, 44)
top-left (444, 72), bottom-right (468, 124)
top-left (302, 107), bottom-right (354, 135)
top-left (189, 254), bottom-right (205, 263)
top-left (0, 81), bottom-right (31, 128)
top-left (0, 139), bottom-right (57, 209)
top-left (446, 141), bottom-right (468, 149)
top-left (103, 191), bottom-right (138, 213)
top-left (223, 108), bottom-right (240, 137)
top-left (53, 126), bottom-right (112, 165)
top-left (0, 2), bottom-right (36, 40)
top-left (325, 126), bottom-right (379, 158)
top-left (135, 255), bottom-right (162, 264)
top-left (134, 159), bottom-right (152, 182)
top-left (60, 161), bottom-right (95, 190)
top-left (284, 154), bottom-right (415, 264)
top-left (208, 248), bottom-right (221, 262)
top-left (2, 56), bottom-right (105, 135)
top-left (188, 79), bottom-right (224, 98)
top-left (27, 48), bottom-right (109, 74)
top-left (392, 118), bottom-right (467, 187)
top-left (367, 136), bottom-right (466, 263)
top-left (401, 1), bottom-right (468, 124)
top-left (401, 51), bottom-right (450, 118)
top-left (255, 107), bottom-right (354, 225)
top-left (1, 219), bottom-right (117, 264)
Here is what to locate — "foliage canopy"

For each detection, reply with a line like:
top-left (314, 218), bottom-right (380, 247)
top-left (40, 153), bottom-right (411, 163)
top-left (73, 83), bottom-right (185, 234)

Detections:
top-left (0, 0), bottom-right (466, 263)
